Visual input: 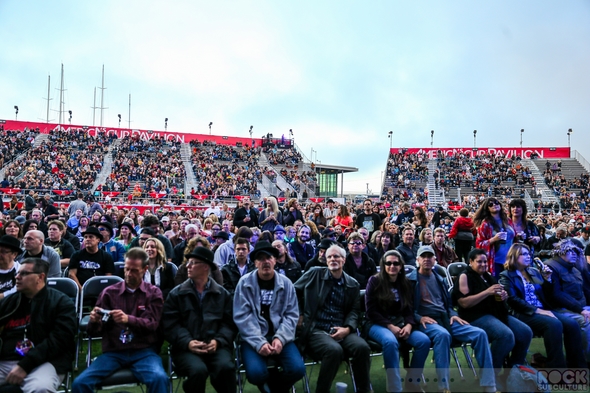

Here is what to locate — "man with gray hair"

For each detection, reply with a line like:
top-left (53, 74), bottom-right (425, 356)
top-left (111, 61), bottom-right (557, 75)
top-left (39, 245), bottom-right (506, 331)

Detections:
top-left (17, 230), bottom-right (61, 278)
top-left (294, 244), bottom-right (371, 393)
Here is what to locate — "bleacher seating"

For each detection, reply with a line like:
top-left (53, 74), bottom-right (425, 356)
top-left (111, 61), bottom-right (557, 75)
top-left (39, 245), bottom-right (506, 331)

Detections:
top-left (3, 129), bottom-right (108, 191)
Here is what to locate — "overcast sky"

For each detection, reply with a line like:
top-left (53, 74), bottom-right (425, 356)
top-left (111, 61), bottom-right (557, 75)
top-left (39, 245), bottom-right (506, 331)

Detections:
top-left (1, 0), bottom-right (589, 193)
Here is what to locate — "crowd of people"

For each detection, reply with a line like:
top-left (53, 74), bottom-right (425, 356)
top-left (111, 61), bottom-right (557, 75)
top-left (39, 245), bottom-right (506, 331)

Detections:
top-left (2, 189), bottom-right (590, 392)
top-left (0, 129), bottom-right (38, 168)
top-left (190, 144), bottom-right (261, 198)
top-left (108, 136), bottom-right (186, 196)
top-left (2, 129), bottom-right (109, 191)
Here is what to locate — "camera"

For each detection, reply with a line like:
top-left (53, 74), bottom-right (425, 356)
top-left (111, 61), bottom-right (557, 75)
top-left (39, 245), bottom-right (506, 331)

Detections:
top-left (98, 309), bottom-right (111, 322)
top-left (329, 328), bottom-right (338, 335)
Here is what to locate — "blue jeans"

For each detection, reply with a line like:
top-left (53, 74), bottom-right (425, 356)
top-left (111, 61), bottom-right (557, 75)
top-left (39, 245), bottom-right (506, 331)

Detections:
top-left (470, 314), bottom-right (532, 371)
top-left (241, 341), bottom-right (306, 393)
top-left (554, 306), bottom-right (590, 362)
top-left (368, 324), bottom-right (430, 392)
top-left (419, 320), bottom-right (495, 390)
top-left (71, 348), bottom-right (169, 393)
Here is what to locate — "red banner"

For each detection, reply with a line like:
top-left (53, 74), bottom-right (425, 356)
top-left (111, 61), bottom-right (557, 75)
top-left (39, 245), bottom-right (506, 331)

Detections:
top-left (0, 188), bottom-right (21, 195)
top-left (393, 147), bottom-right (570, 159)
top-left (1, 120), bottom-right (263, 147)
top-left (52, 190), bottom-right (71, 196)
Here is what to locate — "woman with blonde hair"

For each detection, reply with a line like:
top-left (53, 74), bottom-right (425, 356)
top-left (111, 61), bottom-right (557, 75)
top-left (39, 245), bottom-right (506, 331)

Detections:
top-left (259, 196), bottom-right (283, 232)
top-left (202, 217), bottom-right (214, 236)
top-left (143, 238), bottom-right (175, 299)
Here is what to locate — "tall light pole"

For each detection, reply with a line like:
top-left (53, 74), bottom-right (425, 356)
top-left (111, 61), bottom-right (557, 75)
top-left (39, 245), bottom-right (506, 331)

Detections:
top-left (165, 118), bottom-right (168, 131)
top-left (567, 128), bottom-right (573, 150)
top-left (430, 130), bottom-right (434, 148)
top-left (118, 114), bottom-right (121, 128)
top-left (68, 110), bottom-right (72, 124)
top-left (520, 129), bottom-right (524, 148)
top-left (209, 122), bottom-right (213, 135)
top-left (473, 130), bottom-right (477, 149)
top-left (14, 106), bottom-right (19, 120)
top-left (388, 130), bottom-right (393, 149)
top-left (311, 148), bottom-right (316, 163)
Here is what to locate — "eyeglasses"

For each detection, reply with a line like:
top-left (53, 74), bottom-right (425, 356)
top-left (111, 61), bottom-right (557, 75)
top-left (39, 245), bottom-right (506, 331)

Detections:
top-left (488, 201), bottom-right (501, 206)
top-left (98, 228), bottom-right (107, 231)
top-left (384, 261), bottom-right (402, 267)
top-left (350, 241), bottom-right (363, 246)
top-left (17, 270), bottom-right (40, 277)
top-left (139, 237), bottom-right (151, 241)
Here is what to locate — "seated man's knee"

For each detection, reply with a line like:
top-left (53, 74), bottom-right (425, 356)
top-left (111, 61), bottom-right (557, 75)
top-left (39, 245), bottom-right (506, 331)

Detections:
top-left (319, 343), bottom-right (343, 362)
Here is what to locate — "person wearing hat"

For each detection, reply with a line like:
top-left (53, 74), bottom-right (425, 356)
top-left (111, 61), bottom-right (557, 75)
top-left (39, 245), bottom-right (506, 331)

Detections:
top-left (233, 241), bottom-right (305, 392)
top-left (211, 230), bottom-right (229, 250)
top-left (323, 199), bottom-right (337, 222)
top-left (16, 230), bottom-right (61, 279)
top-left (68, 226), bottom-right (115, 290)
top-left (164, 246), bottom-right (237, 393)
top-left (271, 225), bottom-right (286, 242)
top-left (221, 237), bottom-right (255, 296)
top-left (73, 248), bottom-right (168, 393)
top-left (114, 222), bottom-right (137, 251)
top-left (304, 238), bottom-right (336, 271)
top-left (0, 235), bottom-right (23, 299)
top-left (408, 245), bottom-right (498, 393)
top-left (93, 221), bottom-right (126, 262)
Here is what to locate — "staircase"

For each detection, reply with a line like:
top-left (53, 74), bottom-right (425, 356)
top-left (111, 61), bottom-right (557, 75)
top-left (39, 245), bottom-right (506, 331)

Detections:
top-left (180, 143), bottom-right (197, 196)
top-left (427, 159), bottom-right (445, 206)
top-left (91, 139), bottom-right (121, 192)
top-left (522, 159), bottom-right (558, 205)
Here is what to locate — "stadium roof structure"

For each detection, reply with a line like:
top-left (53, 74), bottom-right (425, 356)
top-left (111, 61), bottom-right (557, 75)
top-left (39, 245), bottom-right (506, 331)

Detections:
top-left (313, 163), bottom-right (358, 174)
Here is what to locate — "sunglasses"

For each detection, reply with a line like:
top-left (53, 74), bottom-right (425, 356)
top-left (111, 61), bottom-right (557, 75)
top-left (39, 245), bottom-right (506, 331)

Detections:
top-left (384, 261), bottom-right (402, 267)
top-left (350, 241), bottom-right (364, 246)
top-left (489, 201), bottom-right (501, 206)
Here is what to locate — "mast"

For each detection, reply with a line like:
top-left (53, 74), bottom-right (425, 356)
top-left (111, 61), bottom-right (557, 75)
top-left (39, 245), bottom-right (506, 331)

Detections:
top-left (43, 74), bottom-right (52, 123)
top-left (128, 93), bottom-right (131, 129)
top-left (92, 87), bottom-right (97, 126)
top-left (99, 65), bottom-right (106, 127)
top-left (59, 64), bottom-right (64, 124)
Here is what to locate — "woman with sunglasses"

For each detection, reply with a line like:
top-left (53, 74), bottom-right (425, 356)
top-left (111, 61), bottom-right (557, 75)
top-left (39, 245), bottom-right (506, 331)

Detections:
top-left (365, 250), bottom-right (430, 393)
top-left (499, 243), bottom-right (586, 368)
top-left (474, 198), bottom-right (515, 277)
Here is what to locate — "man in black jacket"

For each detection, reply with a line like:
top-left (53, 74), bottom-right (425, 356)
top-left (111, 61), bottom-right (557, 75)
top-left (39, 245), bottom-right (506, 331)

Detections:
top-left (232, 197), bottom-right (259, 229)
top-left (294, 245), bottom-right (371, 393)
top-left (0, 258), bottom-right (76, 391)
top-left (164, 247), bottom-right (236, 393)
top-left (221, 237), bottom-right (255, 296)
